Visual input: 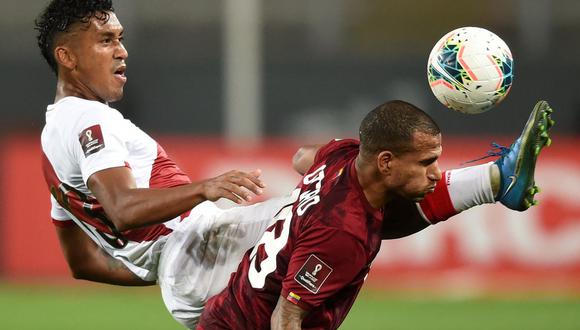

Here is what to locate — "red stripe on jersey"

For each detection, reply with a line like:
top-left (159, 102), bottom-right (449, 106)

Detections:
top-left (149, 144), bottom-right (191, 188)
top-left (123, 223), bottom-right (173, 242)
top-left (180, 209), bottom-right (191, 221)
top-left (41, 152), bottom-right (172, 244)
top-left (52, 219), bottom-right (76, 228)
top-left (418, 171), bottom-right (458, 224)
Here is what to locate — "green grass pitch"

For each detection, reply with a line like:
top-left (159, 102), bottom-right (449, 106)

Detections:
top-left (1, 283), bottom-right (579, 330)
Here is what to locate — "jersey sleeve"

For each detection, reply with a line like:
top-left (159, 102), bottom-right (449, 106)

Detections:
top-left (71, 110), bottom-right (130, 184)
top-left (280, 226), bottom-right (367, 311)
top-left (313, 139), bottom-right (359, 165)
top-left (418, 170), bottom-right (459, 224)
top-left (50, 195), bottom-right (75, 227)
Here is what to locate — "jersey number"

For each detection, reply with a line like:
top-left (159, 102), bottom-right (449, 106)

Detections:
top-left (248, 165), bottom-right (326, 289)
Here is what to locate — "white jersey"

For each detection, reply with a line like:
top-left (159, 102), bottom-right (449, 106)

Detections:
top-left (41, 96), bottom-right (191, 281)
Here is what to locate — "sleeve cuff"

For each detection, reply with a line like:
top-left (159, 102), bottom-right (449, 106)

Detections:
top-left (418, 171), bottom-right (458, 224)
top-left (281, 289), bottom-right (314, 311)
top-left (52, 219), bottom-right (76, 228)
top-left (82, 161), bottom-right (130, 184)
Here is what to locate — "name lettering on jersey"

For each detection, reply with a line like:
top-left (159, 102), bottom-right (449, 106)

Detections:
top-left (297, 164), bottom-right (326, 216)
top-left (79, 125), bottom-right (105, 157)
top-left (294, 254), bottom-right (333, 293)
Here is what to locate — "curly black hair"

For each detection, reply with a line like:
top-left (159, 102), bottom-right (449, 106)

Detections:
top-left (35, 0), bottom-right (114, 74)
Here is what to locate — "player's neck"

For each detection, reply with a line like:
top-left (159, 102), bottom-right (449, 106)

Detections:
top-left (54, 77), bottom-right (105, 104)
top-left (355, 156), bottom-right (392, 209)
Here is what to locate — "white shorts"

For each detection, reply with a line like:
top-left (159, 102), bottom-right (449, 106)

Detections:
top-left (157, 195), bottom-right (293, 329)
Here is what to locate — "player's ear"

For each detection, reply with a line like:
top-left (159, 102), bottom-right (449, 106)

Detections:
top-left (54, 45), bottom-right (77, 71)
top-left (377, 150), bottom-right (393, 175)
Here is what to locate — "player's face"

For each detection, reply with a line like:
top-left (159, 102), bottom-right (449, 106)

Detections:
top-left (387, 132), bottom-right (442, 201)
top-left (68, 12), bottom-right (128, 103)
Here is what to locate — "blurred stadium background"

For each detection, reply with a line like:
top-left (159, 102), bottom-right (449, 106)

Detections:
top-left (1, 0), bottom-right (579, 329)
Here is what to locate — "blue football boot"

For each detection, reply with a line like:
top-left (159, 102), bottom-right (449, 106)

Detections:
top-left (494, 100), bottom-right (555, 211)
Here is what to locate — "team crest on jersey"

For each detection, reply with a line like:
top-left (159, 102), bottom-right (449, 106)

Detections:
top-left (294, 254), bottom-right (333, 293)
top-left (79, 125), bottom-right (105, 157)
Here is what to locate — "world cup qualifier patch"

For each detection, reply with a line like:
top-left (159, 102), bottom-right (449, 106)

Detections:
top-left (79, 125), bottom-right (105, 157)
top-left (294, 254), bottom-right (333, 294)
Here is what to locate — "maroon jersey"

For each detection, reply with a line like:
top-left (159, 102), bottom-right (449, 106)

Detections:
top-left (198, 139), bottom-right (384, 329)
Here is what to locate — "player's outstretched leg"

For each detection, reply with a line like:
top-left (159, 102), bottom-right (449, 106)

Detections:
top-left (495, 100), bottom-right (555, 211)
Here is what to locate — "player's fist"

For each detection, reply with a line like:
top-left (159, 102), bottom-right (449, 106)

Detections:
top-left (200, 169), bottom-right (266, 204)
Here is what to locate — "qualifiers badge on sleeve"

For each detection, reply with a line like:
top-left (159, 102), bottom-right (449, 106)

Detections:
top-left (294, 254), bottom-right (333, 294)
top-left (79, 125), bottom-right (105, 157)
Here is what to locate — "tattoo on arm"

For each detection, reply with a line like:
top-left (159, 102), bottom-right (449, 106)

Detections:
top-left (271, 296), bottom-right (307, 330)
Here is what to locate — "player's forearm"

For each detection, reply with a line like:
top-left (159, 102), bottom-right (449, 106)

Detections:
top-left (104, 183), bottom-right (207, 231)
top-left (72, 248), bottom-right (155, 286)
top-left (57, 224), bottom-right (154, 286)
top-left (271, 311), bottom-right (302, 330)
top-left (89, 167), bottom-right (264, 231)
top-left (271, 296), bottom-right (307, 330)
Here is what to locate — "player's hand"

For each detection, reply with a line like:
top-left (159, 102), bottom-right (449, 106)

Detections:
top-left (200, 169), bottom-right (265, 204)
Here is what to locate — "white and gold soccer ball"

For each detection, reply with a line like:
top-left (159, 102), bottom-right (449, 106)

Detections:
top-left (427, 26), bottom-right (514, 114)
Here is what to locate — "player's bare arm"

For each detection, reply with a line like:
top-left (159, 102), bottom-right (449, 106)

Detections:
top-left (55, 224), bottom-right (154, 286)
top-left (88, 167), bottom-right (265, 231)
top-left (271, 296), bottom-right (308, 330)
top-left (292, 144), bottom-right (323, 175)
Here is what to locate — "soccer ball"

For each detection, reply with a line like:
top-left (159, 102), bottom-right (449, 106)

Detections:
top-left (427, 27), bottom-right (513, 114)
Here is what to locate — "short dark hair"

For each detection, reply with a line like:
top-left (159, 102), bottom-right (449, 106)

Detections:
top-left (359, 100), bottom-right (440, 156)
top-left (35, 0), bottom-right (114, 74)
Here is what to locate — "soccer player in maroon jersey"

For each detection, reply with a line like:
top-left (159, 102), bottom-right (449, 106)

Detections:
top-left (36, 1), bottom-right (554, 328)
top-left (198, 99), bottom-right (554, 329)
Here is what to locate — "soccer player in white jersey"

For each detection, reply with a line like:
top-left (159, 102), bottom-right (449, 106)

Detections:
top-left (36, 0), bottom-right (296, 327)
top-left (35, 1), bottom-right (555, 329)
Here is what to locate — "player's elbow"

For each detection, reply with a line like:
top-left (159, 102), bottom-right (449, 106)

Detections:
top-left (67, 262), bottom-right (92, 281)
top-left (292, 147), bottom-right (310, 175)
top-left (108, 210), bottom-right (137, 232)
top-left (71, 269), bottom-right (88, 280)
top-left (104, 197), bottom-right (142, 232)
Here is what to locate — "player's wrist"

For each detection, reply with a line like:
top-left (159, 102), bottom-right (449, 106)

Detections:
top-left (189, 181), bottom-right (211, 203)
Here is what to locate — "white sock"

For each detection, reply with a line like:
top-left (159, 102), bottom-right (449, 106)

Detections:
top-left (446, 162), bottom-right (495, 212)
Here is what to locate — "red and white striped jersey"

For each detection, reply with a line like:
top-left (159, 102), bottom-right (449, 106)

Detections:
top-left (41, 96), bottom-right (191, 281)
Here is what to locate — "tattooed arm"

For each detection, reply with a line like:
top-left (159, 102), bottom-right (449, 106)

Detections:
top-left (55, 222), bottom-right (154, 286)
top-left (271, 296), bottom-right (308, 330)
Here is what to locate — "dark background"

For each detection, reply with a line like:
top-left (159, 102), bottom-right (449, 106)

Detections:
top-left (1, 0), bottom-right (578, 139)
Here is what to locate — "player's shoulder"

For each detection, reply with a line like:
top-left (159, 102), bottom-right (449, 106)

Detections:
top-left (297, 215), bottom-right (369, 254)
top-left (47, 97), bottom-right (126, 133)
top-left (314, 138), bottom-right (359, 164)
top-left (49, 96), bottom-right (123, 122)
top-left (312, 163), bottom-right (381, 240)
top-left (43, 97), bottom-right (127, 149)
top-left (321, 138), bottom-right (359, 153)
top-left (303, 198), bottom-right (370, 239)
